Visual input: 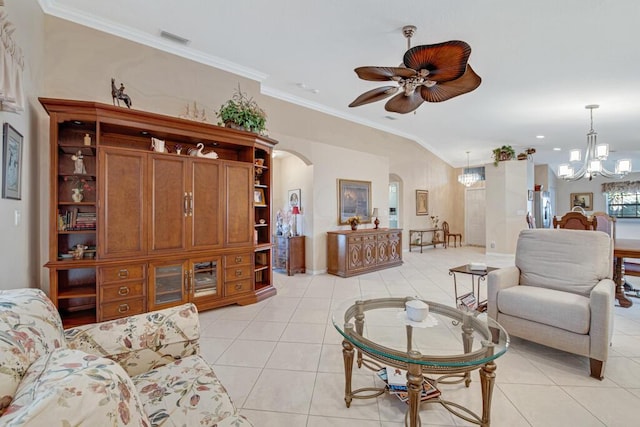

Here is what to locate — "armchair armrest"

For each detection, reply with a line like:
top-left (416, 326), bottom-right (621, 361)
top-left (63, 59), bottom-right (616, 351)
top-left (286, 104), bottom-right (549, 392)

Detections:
top-left (487, 266), bottom-right (520, 320)
top-left (64, 303), bottom-right (200, 377)
top-left (589, 279), bottom-right (615, 362)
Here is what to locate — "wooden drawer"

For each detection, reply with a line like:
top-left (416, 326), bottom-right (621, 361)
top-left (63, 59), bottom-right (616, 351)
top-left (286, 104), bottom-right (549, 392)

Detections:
top-left (348, 236), bottom-right (363, 243)
top-left (225, 279), bottom-right (252, 296)
top-left (100, 282), bottom-right (145, 301)
top-left (100, 265), bottom-right (145, 282)
top-left (224, 253), bottom-right (252, 267)
top-left (101, 298), bottom-right (145, 321)
top-left (225, 265), bottom-right (252, 281)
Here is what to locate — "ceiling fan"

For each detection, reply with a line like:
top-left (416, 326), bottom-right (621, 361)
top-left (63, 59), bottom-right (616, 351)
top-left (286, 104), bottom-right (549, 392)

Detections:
top-left (348, 25), bottom-right (481, 114)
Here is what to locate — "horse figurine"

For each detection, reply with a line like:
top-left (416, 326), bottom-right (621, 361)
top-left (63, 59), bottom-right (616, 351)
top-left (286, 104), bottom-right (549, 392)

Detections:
top-left (111, 78), bottom-right (132, 108)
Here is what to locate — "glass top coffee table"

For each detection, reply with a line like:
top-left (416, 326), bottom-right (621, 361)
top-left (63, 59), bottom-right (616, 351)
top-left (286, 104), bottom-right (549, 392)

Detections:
top-left (332, 297), bottom-right (509, 427)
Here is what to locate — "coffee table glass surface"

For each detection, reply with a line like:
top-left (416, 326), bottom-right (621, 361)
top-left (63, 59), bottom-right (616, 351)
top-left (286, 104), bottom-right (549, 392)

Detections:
top-left (332, 297), bottom-right (509, 426)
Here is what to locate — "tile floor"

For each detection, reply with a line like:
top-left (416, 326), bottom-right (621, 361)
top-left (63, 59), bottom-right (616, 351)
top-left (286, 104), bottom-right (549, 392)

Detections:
top-left (199, 246), bottom-right (640, 426)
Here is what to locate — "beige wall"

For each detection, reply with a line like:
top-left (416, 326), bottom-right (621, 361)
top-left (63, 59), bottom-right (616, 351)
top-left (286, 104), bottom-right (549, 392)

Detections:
top-left (2, 13), bottom-right (464, 285)
top-left (485, 159), bottom-right (531, 254)
top-left (0, 0), bottom-right (45, 290)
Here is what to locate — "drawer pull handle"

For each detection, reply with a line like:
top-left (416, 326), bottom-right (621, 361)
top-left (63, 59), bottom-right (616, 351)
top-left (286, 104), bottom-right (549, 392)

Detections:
top-left (235, 269), bottom-right (243, 277)
top-left (118, 304), bottom-right (130, 313)
top-left (235, 284), bottom-right (243, 291)
top-left (235, 256), bottom-right (243, 264)
top-left (118, 269), bottom-right (129, 279)
top-left (117, 286), bottom-right (130, 296)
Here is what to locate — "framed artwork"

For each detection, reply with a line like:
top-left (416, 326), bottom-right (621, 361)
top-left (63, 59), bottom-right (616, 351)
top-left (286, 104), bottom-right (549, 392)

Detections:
top-left (2, 123), bottom-right (23, 200)
top-left (570, 192), bottom-right (593, 210)
top-left (254, 188), bottom-right (266, 206)
top-left (415, 190), bottom-right (429, 215)
top-left (337, 179), bottom-right (371, 225)
top-left (288, 188), bottom-right (301, 209)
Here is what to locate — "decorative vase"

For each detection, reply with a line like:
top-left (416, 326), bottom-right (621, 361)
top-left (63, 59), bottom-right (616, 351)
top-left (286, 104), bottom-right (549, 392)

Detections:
top-left (351, 223), bottom-right (358, 231)
top-left (71, 188), bottom-right (84, 202)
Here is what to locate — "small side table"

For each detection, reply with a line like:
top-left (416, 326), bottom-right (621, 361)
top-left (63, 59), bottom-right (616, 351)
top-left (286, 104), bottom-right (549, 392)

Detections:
top-left (274, 235), bottom-right (306, 276)
top-left (449, 264), bottom-right (499, 312)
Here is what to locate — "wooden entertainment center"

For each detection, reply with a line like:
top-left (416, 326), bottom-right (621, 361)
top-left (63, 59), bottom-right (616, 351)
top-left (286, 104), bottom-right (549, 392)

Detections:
top-left (40, 98), bottom-right (277, 327)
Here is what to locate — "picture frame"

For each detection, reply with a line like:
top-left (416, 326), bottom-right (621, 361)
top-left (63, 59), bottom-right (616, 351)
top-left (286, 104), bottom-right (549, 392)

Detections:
top-left (337, 179), bottom-right (371, 225)
top-left (288, 188), bottom-right (301, 209)
top-left (415, 190), bottom-right (429, 216)
top-left (2, 123), bottom-right (23, 200)
top-left (254, 188), bottom-right (266, 206)
top-left (570, 192), bottom-right (593, 210)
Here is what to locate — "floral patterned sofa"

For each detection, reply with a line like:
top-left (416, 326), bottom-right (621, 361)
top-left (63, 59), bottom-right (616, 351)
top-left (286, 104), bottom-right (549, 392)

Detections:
top-left (0, 288), bottom-right (252, 426)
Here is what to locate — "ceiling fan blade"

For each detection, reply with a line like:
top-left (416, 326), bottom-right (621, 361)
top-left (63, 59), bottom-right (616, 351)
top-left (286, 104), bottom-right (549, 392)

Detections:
top-left (384, 91), bottom-right (424, 114)
top-left (349, 86), bottom-right (399, 107)
top-left (419, 65), bottom-right (482, 103)
top-left (354, 66), bottom-right (416, 81)
top-left (403, 41), bottom-right (472, 82)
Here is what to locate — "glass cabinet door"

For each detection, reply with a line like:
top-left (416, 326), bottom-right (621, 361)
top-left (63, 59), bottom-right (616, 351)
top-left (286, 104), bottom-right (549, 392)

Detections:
top-left (150, 261), bottom-right (188, 309)
top-left (191, 257), bottom-right (221, 303)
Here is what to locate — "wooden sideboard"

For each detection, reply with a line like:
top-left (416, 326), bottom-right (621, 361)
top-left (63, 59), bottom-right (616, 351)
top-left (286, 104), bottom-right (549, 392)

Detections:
top-left (273, 235), bottom-right (306, 276)
top-left (327, 229), bottom-right (402, 278)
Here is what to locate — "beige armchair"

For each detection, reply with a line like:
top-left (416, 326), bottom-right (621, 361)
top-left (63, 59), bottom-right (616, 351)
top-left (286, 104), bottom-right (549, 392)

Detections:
top-left (488, 229), bottom-right (615, 379)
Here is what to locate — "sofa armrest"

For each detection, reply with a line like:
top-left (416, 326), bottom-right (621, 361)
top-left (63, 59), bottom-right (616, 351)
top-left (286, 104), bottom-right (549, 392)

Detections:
top-left (589, 279), bottom-right (615, 362)
top-left (64, 303), bottom-right (200, 377)
top-left (487, 266), bottom-right (520, 321)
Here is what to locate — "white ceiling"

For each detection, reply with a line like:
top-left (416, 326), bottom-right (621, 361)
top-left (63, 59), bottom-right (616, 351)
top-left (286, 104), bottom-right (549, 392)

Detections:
top-left (40, 0), bottom-right (640, 171)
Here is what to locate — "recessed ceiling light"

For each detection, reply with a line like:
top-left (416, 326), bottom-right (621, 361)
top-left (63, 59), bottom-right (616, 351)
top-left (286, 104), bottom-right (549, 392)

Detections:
top-left (140, 131), bottom-right (149, 135)
top-left (536, 135), bottom-right (545, 139)
top-left (553, 147), bottom-right (561, 151)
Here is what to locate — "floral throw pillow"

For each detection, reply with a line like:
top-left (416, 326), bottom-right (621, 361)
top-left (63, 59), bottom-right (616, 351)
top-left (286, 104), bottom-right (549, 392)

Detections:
top-left (1, 348), bottom-right (149, 426)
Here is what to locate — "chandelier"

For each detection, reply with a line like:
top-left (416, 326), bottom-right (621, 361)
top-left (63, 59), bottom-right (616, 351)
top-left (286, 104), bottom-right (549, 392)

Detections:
top-left (458, 151), bottom-right (481, 187)
top-left (558, 105), bottom-right (632, 181)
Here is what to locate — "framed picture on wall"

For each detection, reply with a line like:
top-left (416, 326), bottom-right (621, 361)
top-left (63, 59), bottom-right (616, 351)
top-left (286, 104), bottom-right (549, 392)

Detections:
top-left (415, 190), bottom-right (429, 215)
top-left (337, 179), bottom-right (371, 225)
top-left (2, 123), bottom-right (23, 200)
top-left (570, 192), bottom-right (593, 210)
top-left (288, 189), bottom-right (301, 209)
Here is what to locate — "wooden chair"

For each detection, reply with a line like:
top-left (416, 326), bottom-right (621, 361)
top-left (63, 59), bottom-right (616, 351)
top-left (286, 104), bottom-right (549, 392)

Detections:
top-left (553, 212), bottom-right (597, 230)
top-left (526, 212), bottom-right (535, 229)
top-left (442, 221), bottom-right (462, 248)
top-left (592, 211), bottom-right (616, 238)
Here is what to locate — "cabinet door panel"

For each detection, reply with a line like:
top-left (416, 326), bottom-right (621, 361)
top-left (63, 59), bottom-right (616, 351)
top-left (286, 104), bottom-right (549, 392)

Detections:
top-left (99, 148), bottom-right (146, 258)
top-left (191, 159), bottom-right (222, 249)
top-left (149, 260), bottom-right (188, 310)
top-left (224, 162), bottom-right (253, 246)
top-left (149, 156), bottom-right (187, 252)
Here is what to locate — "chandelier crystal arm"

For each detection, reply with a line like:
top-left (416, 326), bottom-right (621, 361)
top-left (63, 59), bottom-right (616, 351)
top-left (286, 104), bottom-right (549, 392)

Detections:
top-left (558, 104), bottom-right (632, 181)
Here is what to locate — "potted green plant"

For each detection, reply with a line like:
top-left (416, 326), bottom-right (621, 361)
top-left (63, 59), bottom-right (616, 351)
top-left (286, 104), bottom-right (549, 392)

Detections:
top-left (492, 145), bottom-right (516, 166)
top-left (216, 85), bottom-right (267, 134)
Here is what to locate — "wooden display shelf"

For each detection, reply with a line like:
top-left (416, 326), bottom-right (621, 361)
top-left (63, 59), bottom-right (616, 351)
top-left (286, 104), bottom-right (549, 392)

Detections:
top-left (60, 309), bottom-right (96, 328)
top-left (57, 285), bottom-right (97, 299)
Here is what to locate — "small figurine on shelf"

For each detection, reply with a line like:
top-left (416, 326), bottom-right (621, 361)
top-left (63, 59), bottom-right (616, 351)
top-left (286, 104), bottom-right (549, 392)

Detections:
top-left (72, 244), bottom-right (87, 260)
top-left (83, 133), bottom-right (91, 146)
top-left (71, 150), bottom-right (86, 174)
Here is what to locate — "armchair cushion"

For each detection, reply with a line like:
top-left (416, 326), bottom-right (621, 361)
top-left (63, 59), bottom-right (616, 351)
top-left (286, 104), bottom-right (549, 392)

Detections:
top-left (0, 289), bottom-right (66, 414)
top-left (516, 229), bottom-right (612, 296)
top-left (65, 304), bottom-right (200, 377)
top-left (497, 285), bottom-right (591, 334)
top-left (1, 348), bottom-right (149, 426)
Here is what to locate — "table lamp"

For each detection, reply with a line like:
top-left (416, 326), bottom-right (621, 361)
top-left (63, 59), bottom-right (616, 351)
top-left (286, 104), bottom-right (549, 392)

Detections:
top-left (291, 205), bottom-right (301, 236)
top-left (372, 208), bottom-right (379, 229)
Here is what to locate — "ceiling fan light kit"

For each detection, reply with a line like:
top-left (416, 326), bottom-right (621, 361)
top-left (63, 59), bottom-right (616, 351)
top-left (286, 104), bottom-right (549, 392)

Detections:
top-left (349, 25), bottom-right (481, 114)
top-left (557, 104), bottom-right (632, 181)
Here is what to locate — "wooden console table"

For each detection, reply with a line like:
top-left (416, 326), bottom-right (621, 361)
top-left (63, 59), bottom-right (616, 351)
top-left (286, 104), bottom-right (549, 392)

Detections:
top-left (409, 228), bottom-right (444, 253)
top-left (327, 229), bottom-right (402, 277)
